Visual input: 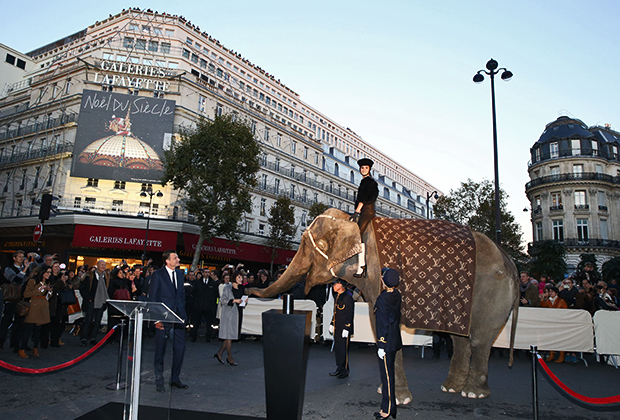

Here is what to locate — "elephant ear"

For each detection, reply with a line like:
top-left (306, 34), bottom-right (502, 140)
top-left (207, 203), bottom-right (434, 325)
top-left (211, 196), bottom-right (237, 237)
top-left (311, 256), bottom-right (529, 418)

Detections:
top-left (322, 218), bottom-right (363, 271)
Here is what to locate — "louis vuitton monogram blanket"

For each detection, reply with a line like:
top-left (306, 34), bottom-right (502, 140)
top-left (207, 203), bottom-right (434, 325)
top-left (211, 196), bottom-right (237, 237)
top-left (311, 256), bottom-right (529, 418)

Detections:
top-left (372, 218), bottom-right (476, 336)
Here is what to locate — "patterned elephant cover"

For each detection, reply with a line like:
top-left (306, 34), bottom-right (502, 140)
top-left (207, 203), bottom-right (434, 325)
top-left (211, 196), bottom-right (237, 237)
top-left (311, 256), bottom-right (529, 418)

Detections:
top-left (372, 217), bottom-right (476, 336)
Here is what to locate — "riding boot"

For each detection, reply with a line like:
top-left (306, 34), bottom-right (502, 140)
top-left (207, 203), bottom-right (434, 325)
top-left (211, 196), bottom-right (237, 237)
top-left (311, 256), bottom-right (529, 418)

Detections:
top-left (354, 243), bottom-right (366, 278)
top-left (554, 351), bottom-right (565, 363)
top-left (546, 351), bottom-right (555, 362)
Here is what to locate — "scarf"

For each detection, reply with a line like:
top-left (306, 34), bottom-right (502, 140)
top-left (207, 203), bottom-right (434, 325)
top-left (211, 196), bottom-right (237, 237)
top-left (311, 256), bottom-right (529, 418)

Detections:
top-left (93, 271), bottom-right (109, 309)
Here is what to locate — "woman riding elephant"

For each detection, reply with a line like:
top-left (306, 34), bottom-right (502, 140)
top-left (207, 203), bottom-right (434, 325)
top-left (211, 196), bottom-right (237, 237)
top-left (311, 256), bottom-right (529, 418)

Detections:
top-left (351, 158), bottom-right (378, 278)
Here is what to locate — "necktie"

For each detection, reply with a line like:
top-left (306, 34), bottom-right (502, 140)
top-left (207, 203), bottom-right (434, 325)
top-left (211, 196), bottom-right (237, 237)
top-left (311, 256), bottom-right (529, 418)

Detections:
top-left (171, 270), bottom-right (177, 290)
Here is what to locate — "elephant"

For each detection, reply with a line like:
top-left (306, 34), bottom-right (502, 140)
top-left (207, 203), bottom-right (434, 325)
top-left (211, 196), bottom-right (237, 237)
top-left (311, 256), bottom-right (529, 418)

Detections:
top-left (248, 208), bottom-right (519, 402)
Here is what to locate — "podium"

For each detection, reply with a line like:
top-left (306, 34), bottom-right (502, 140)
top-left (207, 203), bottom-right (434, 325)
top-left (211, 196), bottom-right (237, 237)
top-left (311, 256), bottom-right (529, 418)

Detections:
top-left (107, 300), bottom-right (184, 420)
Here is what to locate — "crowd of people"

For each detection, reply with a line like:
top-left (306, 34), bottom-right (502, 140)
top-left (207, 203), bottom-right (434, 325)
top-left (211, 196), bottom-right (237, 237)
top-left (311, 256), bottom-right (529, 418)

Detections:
top-left (518, 264), bottom-right (619, 364)
top-left (0, 250), bottom-right (292, 360)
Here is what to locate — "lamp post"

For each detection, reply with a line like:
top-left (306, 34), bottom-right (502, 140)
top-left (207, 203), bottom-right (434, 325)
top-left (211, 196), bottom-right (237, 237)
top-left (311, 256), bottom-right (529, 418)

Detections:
top-left (426, 190), bottom-right (438, 219)
top-left (140, 189), bottom-right (163, 265)
top-left (473, 58), bottom-right (513, 245)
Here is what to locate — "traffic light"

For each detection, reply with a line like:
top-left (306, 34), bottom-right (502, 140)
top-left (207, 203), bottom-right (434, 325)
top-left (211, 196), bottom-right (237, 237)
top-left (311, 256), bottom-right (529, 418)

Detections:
top-left (39, 194), bottom-right (53, 221)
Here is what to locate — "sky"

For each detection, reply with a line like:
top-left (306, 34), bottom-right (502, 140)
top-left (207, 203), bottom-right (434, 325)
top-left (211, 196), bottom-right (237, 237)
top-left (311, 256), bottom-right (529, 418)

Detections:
top-left (2, 0), bottom-right (619, 247)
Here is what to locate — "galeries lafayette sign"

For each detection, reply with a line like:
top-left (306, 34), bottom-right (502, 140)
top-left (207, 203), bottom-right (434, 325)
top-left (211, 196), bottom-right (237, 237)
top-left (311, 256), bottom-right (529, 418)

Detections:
top-left (72, 225), bottom-right (177, 251)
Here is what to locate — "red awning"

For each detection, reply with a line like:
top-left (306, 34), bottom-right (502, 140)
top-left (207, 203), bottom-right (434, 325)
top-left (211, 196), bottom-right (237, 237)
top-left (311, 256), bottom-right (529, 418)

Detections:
top-left (183, 233), bottom-right (296, 265)
top-left (72, 224), bottom-right (177, 252)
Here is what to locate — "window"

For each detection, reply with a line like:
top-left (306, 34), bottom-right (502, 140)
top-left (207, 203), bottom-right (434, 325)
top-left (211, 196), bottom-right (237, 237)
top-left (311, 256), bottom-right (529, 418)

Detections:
top-left (165, 29), bottom-right (174, 37)
top-left (161, 43), bottom-right (171, 54)
top-left (274, 179), bottom-right (280, 194)
top-left (153, 27), bottom-right (162, 36)
top-left (261, 174), bottom-right (267, 189)
top-left (148, 41), bottom-right (158, 52)
top-left (114, 180), bottom-right (126, 189)
top-left (135, 39), bottom-right (146, 50)
top-left (291, 141), bottom-right (297, 154)
top-left (290, 184), bottom-right (295, 199)
top-left (592, 141), bottom-right (598, 156)
top-left (302, 189), bottom-right (307, 203)
top-left (260, 198), bottom-right (266, 216)
top-left (244, 219), bottom-right (252, 232)
top-left (275, 158), bottom-right (280, 171)
top-left (182, 49), bottom-right (190, 59)
top-left (550, 191), bottom-right (562, 209)
top-left (19, 169), bottom-right (26, 190)
top-left (215, 103), bottom-right (223, 116)
top-left (573, 164), bottom-right (583, 178)
top-left (87, 178), bottom-right (99, 187)
top-left (600, 220), bottom-right (608, 240)
top-left (258, 224), bottom-right (265, 236)
top-left (46, 165), bottom-right (54, 186)
top-left (550, 142), bottom-right (559, 158)
top-left (128, 24), bottom-right (139, 31)
top-left (277, 133), bottom-right (281, 147)
top-left (576, 219), bottom-right (589, 242)
top-left (5, 53), bottom-right (15, 65)
top-left (168, 62), bottom-right (178, 69)
top-left (304, 147), bottom-right (308, 159)
top-left (191, 54), bottom-right (199, 64)
top-left (535, 222), bottom-right (543, 241)
top-left (264, 127), bottom-right (269, 142)
top-left (571, 139), bottom-right (581, 156)
top-left (198, 95), bottom-right (206, 112)
top-left (314, 152), bottom-right (319, 164)
top-left (200, 58), bottom-right (207, 69)
top-left (598, 191), bottom-right (607, 210)
top-left (73, 197), bottom-right (81, 208)
top-left (112, 200), bottom-right (123, 211)
top-left (123, 37), bottom-right (134, 48)
top-left (552, 220), bottom-right (564, 242)
top-left (574, 190), bottom-right (587, 208)
top-left (85, 197), bottom-right (96, 209)
top-left (33, 167), bottom-right (40, 188)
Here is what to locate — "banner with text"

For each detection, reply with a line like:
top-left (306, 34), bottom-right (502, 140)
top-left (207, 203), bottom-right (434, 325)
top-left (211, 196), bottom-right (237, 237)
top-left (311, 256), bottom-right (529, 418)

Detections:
top-left (182, 234), bottom-right (297, 265)
top-left (71, 89), bottom-right (175, 183)
top-left (72, 225), bottom-right (177, 252)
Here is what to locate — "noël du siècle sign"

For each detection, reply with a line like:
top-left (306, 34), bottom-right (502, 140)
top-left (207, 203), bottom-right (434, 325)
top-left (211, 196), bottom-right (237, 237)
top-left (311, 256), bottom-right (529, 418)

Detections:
top-left (91, 60), bottom-right (173, 92)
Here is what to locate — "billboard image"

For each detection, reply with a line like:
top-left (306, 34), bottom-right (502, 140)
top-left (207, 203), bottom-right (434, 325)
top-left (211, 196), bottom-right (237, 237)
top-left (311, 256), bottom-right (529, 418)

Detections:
top-left (71, 89), bottom-right (175, 183)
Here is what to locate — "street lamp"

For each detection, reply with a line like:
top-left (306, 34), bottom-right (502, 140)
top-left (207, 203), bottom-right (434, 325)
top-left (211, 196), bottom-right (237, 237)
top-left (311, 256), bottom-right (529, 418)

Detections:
top-left (140, 189), bottom-right (163, 265)
top-left (473, 58), bottom-right (513, 245)
top-left (426, 190), bottom-right (438, 219)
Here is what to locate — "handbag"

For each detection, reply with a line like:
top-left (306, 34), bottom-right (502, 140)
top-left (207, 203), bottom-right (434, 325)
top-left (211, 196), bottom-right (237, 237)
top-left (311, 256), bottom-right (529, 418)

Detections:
top-left (58, 289), bottom-right (77, 305)
top-left (113, 288), bottom-right (132, 301)
top-left (15, 300), bottom-right (30, 317)
top-left (1, 282), bottom-right (22, 302)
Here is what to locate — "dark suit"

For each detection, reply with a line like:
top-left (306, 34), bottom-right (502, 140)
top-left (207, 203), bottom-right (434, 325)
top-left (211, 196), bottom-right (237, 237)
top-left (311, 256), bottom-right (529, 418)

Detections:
top-left (331, 289), bottom-right (354, 375)
top-left (190, 276), bottom-right (219, 341)
top-left (374, 288), bottom-right (402, 418)
top-left (79, 270), bottom-right (111, 342)
top-left (148, 266), bottom-right (187, 386)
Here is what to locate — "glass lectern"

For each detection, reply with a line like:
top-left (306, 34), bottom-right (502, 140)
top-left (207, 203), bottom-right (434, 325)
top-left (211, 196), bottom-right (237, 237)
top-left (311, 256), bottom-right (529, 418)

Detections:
top-left (107, 300), bottom-right (184, 420)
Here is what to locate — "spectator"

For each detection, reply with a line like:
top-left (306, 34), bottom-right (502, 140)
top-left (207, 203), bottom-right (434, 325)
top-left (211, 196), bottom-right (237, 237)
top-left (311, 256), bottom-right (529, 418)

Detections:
top-left (1, 250), bottom-right (31, 351)
top-left (519, 271), bottom-right (540, 307)
top-left (575, 262), bottom-right (601, 285)
top-left (190, 268), bottom-right (219, 342)
top-left (541, 286), bottom-right (568, 363)
top-left (79, 260), bottom-right (111, 346)
top-left (607, 278), bottom-right (620, 296)
top-left (19, 266), bottom-right (52, 359)
top-left (558, 277), bottom-right (582, 309)
top-left (538, 274), bottom-right (550, 294)
top-left (40, 261), bottom-right (61, 348)
top-left (578, 279), bottom-right (596, 314)
top-left (49, 267), bottom-right (71, 347)
top-left (593, 284), bottom-right (617, 312)
top-left (255, 269), bottom-right (271, 289)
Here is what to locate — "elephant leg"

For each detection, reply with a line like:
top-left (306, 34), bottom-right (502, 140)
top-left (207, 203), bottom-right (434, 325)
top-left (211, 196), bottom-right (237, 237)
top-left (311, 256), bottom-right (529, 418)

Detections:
top-left (441, 335), bottom-right (470, 394)
top-left (461, 336), bottom-right (493, 398)
top-left (394, 349), bottom-right (412, 405)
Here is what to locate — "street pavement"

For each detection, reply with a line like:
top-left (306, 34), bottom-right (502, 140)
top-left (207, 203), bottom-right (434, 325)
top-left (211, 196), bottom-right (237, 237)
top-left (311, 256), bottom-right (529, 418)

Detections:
top-left (1, 327), bottom-right (618, 420)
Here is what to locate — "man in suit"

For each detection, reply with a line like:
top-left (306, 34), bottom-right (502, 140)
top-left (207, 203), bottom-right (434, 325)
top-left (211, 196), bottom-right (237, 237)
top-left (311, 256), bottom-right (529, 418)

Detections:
top-left (79, 260), bottom-right (111, 346)
top-left (190, 269), bottom-right (219, 342)
top-left (374, 268), bottom-right (402, 419)
top-left (329, 279), bottom-right (354, 379)
top-left (148, 250), bottom-right (188, 392)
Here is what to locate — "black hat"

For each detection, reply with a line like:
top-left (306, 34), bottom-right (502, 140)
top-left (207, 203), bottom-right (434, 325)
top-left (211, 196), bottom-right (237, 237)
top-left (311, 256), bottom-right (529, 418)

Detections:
top-left (357, 158), bottom-right (374, 168)
top-left (382, 268), bottom-right (399, 287)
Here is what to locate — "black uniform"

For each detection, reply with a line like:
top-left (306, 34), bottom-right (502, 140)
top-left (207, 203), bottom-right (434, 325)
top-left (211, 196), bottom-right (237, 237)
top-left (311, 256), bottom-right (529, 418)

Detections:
top-left (331, 288), bottom-right (354, 376)
top-left (355, 175), bottom-right (378, 236)
top-left (190, 276), bottom-right (219, 341)
top-left (374, 288), bottom-right (402, 418)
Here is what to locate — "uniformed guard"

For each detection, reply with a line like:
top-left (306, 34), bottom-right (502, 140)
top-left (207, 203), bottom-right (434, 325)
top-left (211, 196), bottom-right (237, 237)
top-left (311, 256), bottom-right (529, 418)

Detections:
top-left (350, 158), bottom-right (379, 278)
top-left (329, 279), bottom-right (354, 379)
top-left (374, 268), bottom-right (402, 419)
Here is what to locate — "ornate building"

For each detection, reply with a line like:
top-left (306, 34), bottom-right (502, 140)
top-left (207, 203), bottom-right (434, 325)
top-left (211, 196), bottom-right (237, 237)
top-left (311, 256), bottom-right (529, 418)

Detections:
top-left (526, 116), bottom-right (620, 269)
top-left (0, 9), bottom-right (440, 270)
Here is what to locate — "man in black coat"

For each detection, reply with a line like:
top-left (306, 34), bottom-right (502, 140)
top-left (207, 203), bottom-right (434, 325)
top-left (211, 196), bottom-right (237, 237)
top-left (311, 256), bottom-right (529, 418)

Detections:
top-left (374, 268), bottom-right (402, 419)
top-left (329, 279), bottom-right (354, 379)
top-left (79, 260), bottom-right (111, 346)
top-left (149, 250), bottom-right (188, 392)
top-left (351, 158), bottom-right (378, 278)
top-left (190, 269), bottom-right (219, 342)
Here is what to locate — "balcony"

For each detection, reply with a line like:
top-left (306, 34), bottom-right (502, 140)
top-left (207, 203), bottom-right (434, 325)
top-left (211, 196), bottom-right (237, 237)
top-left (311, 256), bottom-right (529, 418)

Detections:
top-left (549, 205), bottom-right (564, 212)
top-left (574, 204), bottom-right (589, 210)
top-left (0, 143), bottom-right (74, 166)
top-left (598, 205), bottom-right (608, 212)
top-left (0, 113), bottom-right (77, 141)
top-left (526, 172), bottom-right (620, 190)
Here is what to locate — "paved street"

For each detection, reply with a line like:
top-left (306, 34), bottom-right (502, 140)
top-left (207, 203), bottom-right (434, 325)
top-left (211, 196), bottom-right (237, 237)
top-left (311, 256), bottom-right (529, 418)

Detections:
top-left (1, 328), bottom-right (618, 420)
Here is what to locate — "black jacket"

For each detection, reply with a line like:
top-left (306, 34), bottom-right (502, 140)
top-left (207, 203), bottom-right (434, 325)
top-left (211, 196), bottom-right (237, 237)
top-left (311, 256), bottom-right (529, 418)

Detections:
top-left (192, 277), bottom-right (219, 310)
top-left (355, 176), bottom-right (378, 206)
top-left (331, 289), bottom-right (354, 335)
top-left (374, 289), bottom-right (403, 352)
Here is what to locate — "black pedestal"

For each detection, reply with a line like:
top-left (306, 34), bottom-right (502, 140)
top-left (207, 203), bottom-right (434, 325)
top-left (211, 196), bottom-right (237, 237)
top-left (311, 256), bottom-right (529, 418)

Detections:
top-left (262, 309), bottom-right (312, 420)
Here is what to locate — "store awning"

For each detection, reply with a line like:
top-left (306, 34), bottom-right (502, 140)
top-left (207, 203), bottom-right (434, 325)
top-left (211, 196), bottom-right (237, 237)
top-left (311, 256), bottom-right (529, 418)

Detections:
top-left (183, 233), bottom-right (296, 265)
top-left (72, 224), bottom-right (177, 252)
